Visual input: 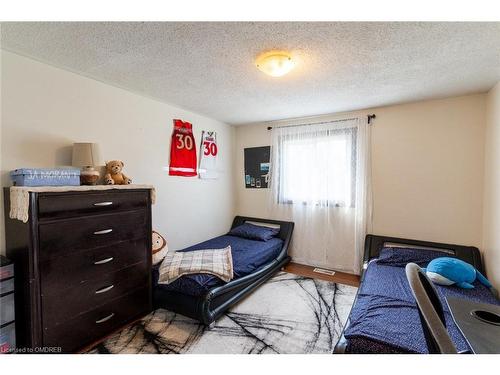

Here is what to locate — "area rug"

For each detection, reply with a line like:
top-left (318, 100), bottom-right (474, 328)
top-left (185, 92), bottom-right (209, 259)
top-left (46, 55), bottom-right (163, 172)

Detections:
top-left (88, 272), bottom-right (357, 354)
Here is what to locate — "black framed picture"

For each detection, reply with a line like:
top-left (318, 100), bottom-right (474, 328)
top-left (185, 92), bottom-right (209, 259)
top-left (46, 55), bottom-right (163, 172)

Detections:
top-left (244, 146), bottom-right (270, 189)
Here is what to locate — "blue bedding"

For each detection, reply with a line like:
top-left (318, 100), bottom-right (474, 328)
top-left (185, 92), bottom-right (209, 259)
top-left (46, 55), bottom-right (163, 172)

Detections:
top-left (344, 258), bottom-right (499, 353)
top-left (153, 235), bottom-right (283, 297)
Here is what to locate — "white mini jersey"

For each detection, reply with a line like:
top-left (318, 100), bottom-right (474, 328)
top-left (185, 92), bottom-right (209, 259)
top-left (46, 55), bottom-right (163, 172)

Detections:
top-left (199, 131), bottom-right (218, 179)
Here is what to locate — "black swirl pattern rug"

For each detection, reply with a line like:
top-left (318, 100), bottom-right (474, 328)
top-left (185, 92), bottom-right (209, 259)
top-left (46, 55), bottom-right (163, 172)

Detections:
top-left (88, 272), bottom-right (357, 354)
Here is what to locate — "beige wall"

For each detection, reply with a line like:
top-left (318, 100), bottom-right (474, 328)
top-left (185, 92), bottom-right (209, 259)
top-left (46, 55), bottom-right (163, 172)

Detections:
top-left (235, 94), bottom-right (486, 252)
top-left (482, 81), bottom-right (500, 289)
top-left (0, 51), bottom-right (235, 255)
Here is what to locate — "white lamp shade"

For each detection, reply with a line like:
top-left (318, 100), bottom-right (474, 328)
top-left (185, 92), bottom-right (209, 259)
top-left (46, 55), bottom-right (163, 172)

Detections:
top-left (72, 143), bottom-right (102, 167)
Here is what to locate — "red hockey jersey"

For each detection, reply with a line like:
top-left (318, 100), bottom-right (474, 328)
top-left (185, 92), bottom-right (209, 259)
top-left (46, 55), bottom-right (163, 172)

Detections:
top-left (169, 119), bottom-right (197, 177)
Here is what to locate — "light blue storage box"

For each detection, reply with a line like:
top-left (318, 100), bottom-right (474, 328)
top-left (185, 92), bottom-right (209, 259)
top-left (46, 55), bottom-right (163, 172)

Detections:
top-left (10, 168), bottom-right (81, 187)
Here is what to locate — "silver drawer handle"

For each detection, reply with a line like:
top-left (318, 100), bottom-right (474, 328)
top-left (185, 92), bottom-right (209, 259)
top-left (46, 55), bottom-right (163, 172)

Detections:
top-left (94, 201), bottom-right (113, 207)
top-left (94, 257), bottom-right (114, 265)
top-left (93, 229), bottom-right (113, 235)
top-left (95, 284), bottom-right (114, 294)
top-left (95, 313), bottom-right (115, 324)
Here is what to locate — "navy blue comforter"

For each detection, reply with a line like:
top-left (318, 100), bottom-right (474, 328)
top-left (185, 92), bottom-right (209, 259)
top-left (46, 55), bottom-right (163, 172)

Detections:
top-left (344, 260), bottom-right (499, 353)
top-left (153, 235), bottom-right (283, 297)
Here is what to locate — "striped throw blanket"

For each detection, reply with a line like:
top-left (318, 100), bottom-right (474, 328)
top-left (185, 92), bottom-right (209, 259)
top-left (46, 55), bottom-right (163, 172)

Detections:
top-left (158, 246), bottom-right (233, 285)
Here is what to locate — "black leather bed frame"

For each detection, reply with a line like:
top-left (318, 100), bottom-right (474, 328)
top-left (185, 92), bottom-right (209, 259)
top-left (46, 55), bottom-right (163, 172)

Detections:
top-left (153, 216), bottom-right (294, 325)
top-left (334, 234), bottom-right (484, 354)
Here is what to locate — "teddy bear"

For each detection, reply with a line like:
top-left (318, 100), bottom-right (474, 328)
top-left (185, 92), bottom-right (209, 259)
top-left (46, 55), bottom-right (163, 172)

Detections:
top-left (104, 160), bottom-right (132, 185)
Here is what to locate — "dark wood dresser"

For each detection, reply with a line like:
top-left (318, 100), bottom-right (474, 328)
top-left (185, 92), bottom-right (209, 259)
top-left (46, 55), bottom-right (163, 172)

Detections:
top-left (3, 188), bottom-right (153, 353)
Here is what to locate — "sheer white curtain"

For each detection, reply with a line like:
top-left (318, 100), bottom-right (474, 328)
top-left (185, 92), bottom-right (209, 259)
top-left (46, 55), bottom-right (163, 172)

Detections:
top-left (269, 117), bottom-right (372, 274)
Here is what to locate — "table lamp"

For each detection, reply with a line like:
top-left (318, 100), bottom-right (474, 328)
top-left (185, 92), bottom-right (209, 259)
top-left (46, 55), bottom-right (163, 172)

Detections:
top-left (72, 143), bottom-right (102, 185)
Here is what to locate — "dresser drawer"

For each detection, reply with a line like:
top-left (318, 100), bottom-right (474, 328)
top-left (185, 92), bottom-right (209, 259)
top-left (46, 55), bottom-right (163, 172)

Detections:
top-left (43, 286), bottom-right (150, 353)
top-left (42, 262), bottom-right (149, 328)
top-left (40, 238), bottom-right (149, 292)
top-left (39, 210), bottom-right (148, 260)
top-left (38, 190), bottom-right (149, 220)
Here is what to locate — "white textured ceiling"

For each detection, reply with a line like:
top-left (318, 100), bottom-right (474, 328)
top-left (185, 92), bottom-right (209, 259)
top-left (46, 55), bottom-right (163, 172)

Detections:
top-left (1, 22), bottom-right (499, 124)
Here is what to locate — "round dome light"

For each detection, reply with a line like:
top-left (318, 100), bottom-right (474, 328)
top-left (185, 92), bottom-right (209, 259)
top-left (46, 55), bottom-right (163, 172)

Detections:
top-left (256, 51), bottom-right (295, 77)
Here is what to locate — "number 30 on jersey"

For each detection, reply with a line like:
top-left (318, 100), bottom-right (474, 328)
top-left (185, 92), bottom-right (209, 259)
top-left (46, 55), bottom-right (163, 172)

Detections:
top-left (176, 134), bottom-right (194, 150)
top-left (203, 140), bottom-right (218, 156)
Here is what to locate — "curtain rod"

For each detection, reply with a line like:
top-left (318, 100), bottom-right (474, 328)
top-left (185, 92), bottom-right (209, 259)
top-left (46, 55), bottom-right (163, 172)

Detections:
top-left (266, 114), bottom-right (376, 130)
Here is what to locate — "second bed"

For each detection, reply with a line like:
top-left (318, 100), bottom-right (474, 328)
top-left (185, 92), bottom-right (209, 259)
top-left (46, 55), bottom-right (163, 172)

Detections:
top-left (152, 216), bottom-right (294, 325)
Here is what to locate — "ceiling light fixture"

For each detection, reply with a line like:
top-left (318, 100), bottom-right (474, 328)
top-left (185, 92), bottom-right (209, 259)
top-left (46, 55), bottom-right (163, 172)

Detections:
top-left (256, 51), bottom-right (295, 77)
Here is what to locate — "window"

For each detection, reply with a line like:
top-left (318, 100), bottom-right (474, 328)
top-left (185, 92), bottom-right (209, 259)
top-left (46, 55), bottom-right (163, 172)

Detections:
top-left (276, 127), bottom-right (357, 207)
top-left (270, 117), bottom-right (371, 273)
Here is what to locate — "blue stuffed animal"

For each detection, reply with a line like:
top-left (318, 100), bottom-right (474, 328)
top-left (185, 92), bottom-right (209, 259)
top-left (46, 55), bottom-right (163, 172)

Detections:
top-left (423, 257), bottom-right (492, 289)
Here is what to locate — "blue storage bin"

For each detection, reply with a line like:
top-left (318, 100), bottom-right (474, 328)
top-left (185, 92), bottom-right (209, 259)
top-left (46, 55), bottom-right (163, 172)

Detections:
top-left (10, 168), bottom-right (81, 187)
